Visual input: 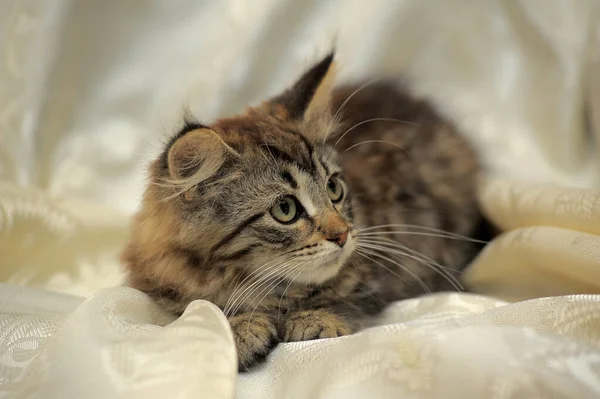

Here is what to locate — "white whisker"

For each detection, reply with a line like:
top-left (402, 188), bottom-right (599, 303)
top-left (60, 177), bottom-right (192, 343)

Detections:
top-left (278, 262), bottom-right (306, 316)
top-left (357, 230), bottom-right (487, 244)
top-left (356, 223), bottom-right (488, 244)
top-left (224, 255), bottom-right (286, 314)
top-left (229, 260), bottom-right (296, 317)
top-left (354, 249), bottom-right (408, 284)
top-left (355, 247), bottom-right (431, 294)
top-left (259, 143), bottom-right (278, 167)
top-left (344, 140), bottom-right (412, 158)
top-left (324, 79), bottom-right (379, 143)
top-left (358, 237), bottom-right (458, 273)
top-left (225, 256), bottom-right (292, 316)
top-left (248, 261), bottom-right (305, 321)
top-left (334, 118), bottom-right (419, 148)
top-left (357, 239), bottom-right (463, 291)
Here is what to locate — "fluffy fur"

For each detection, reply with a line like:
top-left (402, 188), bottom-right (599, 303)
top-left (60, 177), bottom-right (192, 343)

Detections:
top-left (122, 53), bottom-right (487, 371)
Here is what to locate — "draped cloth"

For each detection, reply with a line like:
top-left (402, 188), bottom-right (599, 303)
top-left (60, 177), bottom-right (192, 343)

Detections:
top-left (2, 1), bottom-right (600, 398)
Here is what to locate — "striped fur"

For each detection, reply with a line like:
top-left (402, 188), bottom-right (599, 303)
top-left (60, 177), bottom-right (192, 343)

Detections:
top-left (122, 53), bottom-right (486, 371)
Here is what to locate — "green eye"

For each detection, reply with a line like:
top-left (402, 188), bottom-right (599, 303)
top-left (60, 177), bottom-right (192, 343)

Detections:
top-left (327, 176), bottom-right (344, 203)
top-left (270, 196), bottom-right (298, 223)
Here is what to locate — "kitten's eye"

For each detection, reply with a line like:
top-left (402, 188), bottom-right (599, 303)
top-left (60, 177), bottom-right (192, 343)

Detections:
top-left (327, 176), bottom-right (344, 203)
top-left (270, 196), bottom-right (299, 223)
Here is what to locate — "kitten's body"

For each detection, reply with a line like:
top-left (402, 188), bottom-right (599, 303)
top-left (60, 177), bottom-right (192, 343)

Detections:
top-left (123, 55), bottom-right (484, 370)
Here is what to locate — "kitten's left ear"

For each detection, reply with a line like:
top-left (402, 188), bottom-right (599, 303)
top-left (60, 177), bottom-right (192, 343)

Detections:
top-left (273, 53), bottom-right (337, 139)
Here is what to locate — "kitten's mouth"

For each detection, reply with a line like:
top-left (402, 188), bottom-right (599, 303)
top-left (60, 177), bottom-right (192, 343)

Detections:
top-left (296, 235), bottom-right (356, 285)
top-left (332, 236), bottom-right (356, 264)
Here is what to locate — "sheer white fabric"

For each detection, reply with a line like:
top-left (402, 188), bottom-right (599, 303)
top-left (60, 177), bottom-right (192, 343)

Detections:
top-left (2, 1), bottom-right (600, 398)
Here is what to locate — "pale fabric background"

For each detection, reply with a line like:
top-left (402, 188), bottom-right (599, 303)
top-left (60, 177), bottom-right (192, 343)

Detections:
top-left (2, 1), bottom-right (600, 398)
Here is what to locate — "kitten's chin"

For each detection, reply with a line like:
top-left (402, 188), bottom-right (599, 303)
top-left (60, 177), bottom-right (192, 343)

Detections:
top-left (295, 239), bottom-right (356, 285)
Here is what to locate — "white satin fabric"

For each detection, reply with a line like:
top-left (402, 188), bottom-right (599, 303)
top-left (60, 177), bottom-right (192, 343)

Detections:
top-left (2, 1), bottom-right (600, 398)
top-left (4, 285), bottom-right (600, 399)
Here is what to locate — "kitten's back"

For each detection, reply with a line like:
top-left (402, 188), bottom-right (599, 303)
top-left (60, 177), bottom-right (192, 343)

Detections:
top-left (331, 82), bottom-right (482, 295)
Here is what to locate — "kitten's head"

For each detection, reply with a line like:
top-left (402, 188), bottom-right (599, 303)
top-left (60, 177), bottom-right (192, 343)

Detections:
top-left (126, 54), bottom-right (356, 299)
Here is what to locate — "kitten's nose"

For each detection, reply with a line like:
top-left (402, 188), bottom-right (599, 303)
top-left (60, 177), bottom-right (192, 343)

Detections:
top-left (327, 229), bottom-right (349, 248)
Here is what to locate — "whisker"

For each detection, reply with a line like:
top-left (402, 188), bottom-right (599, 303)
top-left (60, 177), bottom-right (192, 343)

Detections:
top-left (354, 247), bottom-right (431, 294)
top-left (358, 237), bottom-right (459, 273)
top-left (354, 249), bottom-right (408, 284)
top-left (344, 140), bottom-right (412, 158)
top-left (223, 271), bottom-right (245, 312)
top-left (229, 274), bottom-right (276, 317)
top-left (357, 231), bottom-right (488, 244)
top-left (356, 223), bottom-right (489, 244)
top-left (225, 256), bottom-right (292, 316)
top-left (223, 255), bottom-right (288, 315)
top-left (345, 257), bottom-right (387, 305)
top-left (228, 260), bottom-right (295, 317)
top-left (277, 262), bottom-right (306, 318)
top-left (357, 240), bottom-right (463, 291)
top-left (259, 143), bottom-right (278, 167)
top-left (249, 261), bottom-right (305, 321)
top-left (323, 79), bottom-right (380, 143)
top-left (231, 257), bottom-right (306, 317)
top-left (334, 118), bottom-right (420, 148)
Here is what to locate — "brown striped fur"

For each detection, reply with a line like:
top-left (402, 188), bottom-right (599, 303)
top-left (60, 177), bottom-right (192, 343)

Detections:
top-left (122, 53), bottom-right (485, 371)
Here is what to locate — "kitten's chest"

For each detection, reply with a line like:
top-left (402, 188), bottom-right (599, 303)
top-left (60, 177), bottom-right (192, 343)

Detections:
top-left (270, 264), bottom-right (378, 308)
top-left (271, 281), bottom-right (314, 303)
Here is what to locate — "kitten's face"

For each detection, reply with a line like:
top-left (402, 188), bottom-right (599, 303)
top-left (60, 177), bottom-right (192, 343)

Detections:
top-left (207, 126), bottom-right (355, 285)
top-left (161, 54), bottom-right (355, 285)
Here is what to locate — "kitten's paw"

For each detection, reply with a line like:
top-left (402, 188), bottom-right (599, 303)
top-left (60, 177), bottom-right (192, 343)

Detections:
top-left (280, 309), bottom-right (352, 342)
top-left (229, 312), bottom-right (278, 372)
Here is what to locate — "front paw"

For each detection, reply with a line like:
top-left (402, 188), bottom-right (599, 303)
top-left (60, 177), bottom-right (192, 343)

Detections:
top-left (280, 309), bottom-right (352, 342)
top-left (229, 312), bottom-right (278, 372)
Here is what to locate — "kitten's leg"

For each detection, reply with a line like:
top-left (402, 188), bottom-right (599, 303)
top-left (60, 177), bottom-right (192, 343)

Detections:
top-left (279, 308), bottom-right (353, 342)
top-left (229, 312), bottom-right (278, 371)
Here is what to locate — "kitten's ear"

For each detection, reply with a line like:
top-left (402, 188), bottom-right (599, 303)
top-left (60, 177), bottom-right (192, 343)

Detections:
top-left (274, 53), bottom-right (336, 138)
top-left (166, 128), bottom-right (226, 192)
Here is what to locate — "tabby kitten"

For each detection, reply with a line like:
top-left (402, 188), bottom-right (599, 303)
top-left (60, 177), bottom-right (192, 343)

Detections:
top-left (122, 53), bottom-right (485, 371)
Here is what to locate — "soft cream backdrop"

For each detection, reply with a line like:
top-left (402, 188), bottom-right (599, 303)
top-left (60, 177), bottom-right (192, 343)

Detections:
top-left (1, 1), bottom-right (600, 398)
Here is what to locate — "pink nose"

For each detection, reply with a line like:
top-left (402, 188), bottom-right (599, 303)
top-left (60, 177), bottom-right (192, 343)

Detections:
top-left (327, 230), bottom-right (349, 247)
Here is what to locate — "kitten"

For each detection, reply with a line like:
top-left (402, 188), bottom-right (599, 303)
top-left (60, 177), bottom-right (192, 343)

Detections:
top-left (122, 53), bottom-right (486, 371)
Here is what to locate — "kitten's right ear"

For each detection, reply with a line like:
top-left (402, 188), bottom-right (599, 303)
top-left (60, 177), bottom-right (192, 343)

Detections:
top-left (271, 53), bottom-right (337, 140)
top-left (166, 128), bottom-right (226, 192)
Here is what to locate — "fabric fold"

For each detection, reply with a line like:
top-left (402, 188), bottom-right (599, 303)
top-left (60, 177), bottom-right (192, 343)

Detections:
top-left (464, 178), bottom-right (600, 301)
